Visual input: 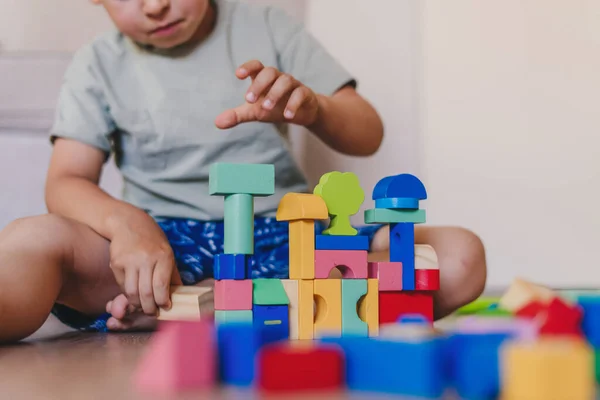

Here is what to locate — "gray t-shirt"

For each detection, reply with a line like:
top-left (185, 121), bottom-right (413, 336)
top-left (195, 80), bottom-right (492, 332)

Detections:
top-left (50, 0), bottom-right (355, 221)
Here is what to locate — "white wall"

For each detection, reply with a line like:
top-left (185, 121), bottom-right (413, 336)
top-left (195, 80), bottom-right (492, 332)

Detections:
top-left (419, 0), bottom-right (600, 288)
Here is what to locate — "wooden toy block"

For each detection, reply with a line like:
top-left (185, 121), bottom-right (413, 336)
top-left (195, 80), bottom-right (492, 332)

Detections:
top-left (157, 285), bottom-right (213, 321)
top-left (516, 297), bottom-right (583, 337)
top-left (321, 335), bottom-right (444, 398)
top-left (257, 342), bottom-right (345, 392)
top-left (375, 197), bottom-right (419, 209)
top-left (372, 173), bottom-right (427, 201)
top-left (208, 162), bottom-right (274, 196)
top-left (379, 292), bottom-right (434, 324)
top-left (313, 171), bottom-right (365, 236)
top-left (214, 280), bottom-right (252, 310)
top-left (368, 261), bottom-right (402, 291)
top-left (415, 269), bottom-right (440, 291)
top-left (275, 192), bottom-right (328, 221)
top-left (453, 316), bottom-right (538, 341)
top-left (498, 277), bottom-right (556, 312)
top-left (314, 279), bottom-right (342, 338)
top-left (358, 278), bottom-right (379, 337)
top-left (314, 249), bottom-right (368, 279)
top-left (223, 193), bottom-right (254, 254)
top-left (280, 280), bottom-right (299, 339)
top-left (213, 253), bottom-right (247, 279)
top-left (214, 310), bottom-right (253, 325)
top-left (364, 208), bottom-right (426, 224)
top-left (288, 220), bottom-right (315, 280)
top-left (578, 297), bottom-right (600, 347)
top-left (253, 305), bottom-right (290, 343)
top-left (415, 244), bottom-right (438, 270)
top-left (501, 338), bottom-right (595, 400)
top-left (299, 279), bottom-right (314, 339)
top-left (379, 319), bottom-right (436, 340)
top-left (341, 279), bottom-right (368, 337)
top-left (217, 322), bottom-right (260, 387)
top-left (252, 279), bottom-right (289, 305)
top-left (315, 234), bottom-right (369, 251)
top-left (390, 223), bottom-right (415, 290)
top-left (134, 320), bottom-right (215, 393)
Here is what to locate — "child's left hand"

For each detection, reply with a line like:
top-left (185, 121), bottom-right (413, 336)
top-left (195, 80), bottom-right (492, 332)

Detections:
top-left (215, 60), bottom-right (320, 129)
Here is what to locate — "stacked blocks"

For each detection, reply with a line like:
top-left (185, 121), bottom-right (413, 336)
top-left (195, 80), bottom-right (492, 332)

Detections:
top-left (364, 173), bottom-right (438, 324)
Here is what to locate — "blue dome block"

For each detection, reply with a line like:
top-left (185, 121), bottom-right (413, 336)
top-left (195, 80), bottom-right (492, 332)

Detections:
top-left (375, 197), bottom-right (419, 210)
top-left (372, 174), bottom-right (427, 200)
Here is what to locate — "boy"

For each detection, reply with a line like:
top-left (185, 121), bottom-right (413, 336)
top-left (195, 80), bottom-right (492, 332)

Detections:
top-left (0, 0), bottom-right (486, 342)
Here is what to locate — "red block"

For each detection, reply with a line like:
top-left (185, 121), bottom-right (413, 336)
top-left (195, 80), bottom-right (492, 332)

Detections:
top-left (516, 297), bottom-right (583, 337)
top-left (257, 342), bottom-right (345, 392)
top-left (415, 269), bottom-right (440, 291)
top-left (379, 292), bottom-right (434, 324)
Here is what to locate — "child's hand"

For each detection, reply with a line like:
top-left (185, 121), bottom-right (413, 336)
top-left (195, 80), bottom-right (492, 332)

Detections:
top-left (215, 60), bottom-right (320, 129)
top-left (108, 210), bottom-right (181, 316)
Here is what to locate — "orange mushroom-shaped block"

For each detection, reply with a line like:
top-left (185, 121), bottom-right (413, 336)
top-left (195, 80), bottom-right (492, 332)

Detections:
top-left (276, 193), bottom-right (328, 279)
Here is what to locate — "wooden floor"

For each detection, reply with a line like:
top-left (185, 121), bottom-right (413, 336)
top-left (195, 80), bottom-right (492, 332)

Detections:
top-left (0, 326), bottom-right (410, 400)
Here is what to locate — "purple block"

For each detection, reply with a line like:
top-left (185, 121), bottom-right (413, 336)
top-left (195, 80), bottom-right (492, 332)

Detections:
top-left (452, 316), bottom-right (538, 341)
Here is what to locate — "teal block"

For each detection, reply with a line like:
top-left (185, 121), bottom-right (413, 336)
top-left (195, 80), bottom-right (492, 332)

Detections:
top-left (342, 280), bottom-right (368, 337)
top-left (224, 194), bottom-right (254, 254)
top-left (209, 163), bottom-right (275, 196)
top-left (364, 208), bottom-right (426, 224)
top-left (215, 310), bottom-right (253, 325)
top-left (252, 279), bottom-right (290, 305)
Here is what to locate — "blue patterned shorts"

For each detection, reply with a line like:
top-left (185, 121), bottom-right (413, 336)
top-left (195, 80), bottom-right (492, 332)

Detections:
top-left (50, 217), bottom-right (383, 332)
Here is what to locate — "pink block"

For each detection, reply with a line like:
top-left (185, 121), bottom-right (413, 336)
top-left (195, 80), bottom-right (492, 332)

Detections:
top-left (214, 280), bottom-right (253, 310)
top-left (134, 320), bottom-right (216, 393)
top-left (368, 261), bottom-right (402, 291)
top-left (314, 249), bottom-right (368, 279)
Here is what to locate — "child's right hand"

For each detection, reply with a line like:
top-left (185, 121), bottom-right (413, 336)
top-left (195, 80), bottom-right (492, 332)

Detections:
top-left (107, 209), bottom-right (181, 316)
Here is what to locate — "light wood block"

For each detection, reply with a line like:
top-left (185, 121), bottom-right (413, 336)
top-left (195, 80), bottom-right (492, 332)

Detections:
top-left (499, 277), bottom-right (556, 312)
top-left (157, 285), bottom-right (213, 321)
top-left (281, 280), bottom-right (299, 340)
top-left (415, 245), bottom-right (439, 270)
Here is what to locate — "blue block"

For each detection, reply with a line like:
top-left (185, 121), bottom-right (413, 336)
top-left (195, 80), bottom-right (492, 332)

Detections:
top-left (389, 223), bottom-right (415, 290)
top-left (217, 323), bottom-right (261, 387)
top-left (578, 297), bottom-right (600, 347)
top-left (398, 314), bottom-right (430, 325)
top-left (214, 254), bottom-right (247, 280)
top-left (321, 336), bottom-right (446, 398)
top-left (447, 333), bottom-right (511, 399)
top-left (253, 305), bottom-right (289, 345)
top-left (372, 174), bottom-right (427, 200)
top-left (375, 197), bottom-right (419, 210)
top-left (315, 235), bottom-right (369, 251)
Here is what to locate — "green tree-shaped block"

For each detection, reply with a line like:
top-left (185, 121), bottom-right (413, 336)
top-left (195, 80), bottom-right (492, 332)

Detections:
top-left (313, 171), bottom-right (364, 236)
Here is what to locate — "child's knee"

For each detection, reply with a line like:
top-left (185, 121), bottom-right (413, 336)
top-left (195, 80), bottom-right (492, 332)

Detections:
top-left (3, 214), bottom-right (73, 252)
top-left (454, 227), bottom-right (487, 297)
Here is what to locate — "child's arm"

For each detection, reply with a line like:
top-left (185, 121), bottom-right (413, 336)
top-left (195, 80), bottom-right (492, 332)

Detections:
top-left (215, 60), bottom-right (384, 156)
top-left (45, 138), bottom-right (181, 314)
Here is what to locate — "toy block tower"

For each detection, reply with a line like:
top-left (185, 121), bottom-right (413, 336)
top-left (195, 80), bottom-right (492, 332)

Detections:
top-left (364, 174), bottom-right (439, 325)
top-left (276, 193), bottom-right (328, 339)
top-left (209, 162), bottom-right (275, 324)
top-left (311, 172), bottom-right (373, 338)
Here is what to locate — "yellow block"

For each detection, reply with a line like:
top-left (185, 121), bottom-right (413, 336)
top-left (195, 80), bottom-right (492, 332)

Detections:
top-left (289, 220), bottom-right (315, 280)
top-left (314, 279), bottom-right (342, 338)
top-left (298, 280), bottom-right (314, 340)
top-left (501, 338), bottom-right (595, 400)
top-left (358, 279), bottom-right (379, 337)
top-left (275, 193), bottom-right (328, 221)
top-left (280, 280), bottom-right (299, 339)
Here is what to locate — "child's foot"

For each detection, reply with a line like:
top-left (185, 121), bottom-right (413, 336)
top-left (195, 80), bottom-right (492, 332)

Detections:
top-left (105, 294), bottom-right (158, 332)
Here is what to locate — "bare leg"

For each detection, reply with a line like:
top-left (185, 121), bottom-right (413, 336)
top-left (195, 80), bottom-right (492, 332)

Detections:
top-left (370, 225), bottom-right (487, 320)
top-left (0, 214), bottom-right (119, 343)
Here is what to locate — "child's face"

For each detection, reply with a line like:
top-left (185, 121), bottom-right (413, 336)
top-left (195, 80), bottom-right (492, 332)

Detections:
top-left (93, 0), bottom-right (211, 49)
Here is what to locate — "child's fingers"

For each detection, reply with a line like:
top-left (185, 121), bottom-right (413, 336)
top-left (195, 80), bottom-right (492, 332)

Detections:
top-left (262, 74), bottom-right (297, 110)
top-left (124, 268), bottom-right (141, 310)
top-left (138, 264), bottom-right (157, 315)
top-left (214, 104), bottom-right (255, 129)
top-left (246, 67), bottom-right (279, 103)
top-left (236, 60), bottom-right (264, 79)
top-left (284, 86), bottom-right (310, 119)
top-left (153, 257), bottom-right (174, 309)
